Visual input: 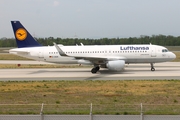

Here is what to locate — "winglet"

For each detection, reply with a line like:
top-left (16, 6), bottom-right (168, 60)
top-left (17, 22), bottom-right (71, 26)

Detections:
top-left (80, 43), bottom-right (84, 46)
top-left (53, 42), bottom-right (67, 56)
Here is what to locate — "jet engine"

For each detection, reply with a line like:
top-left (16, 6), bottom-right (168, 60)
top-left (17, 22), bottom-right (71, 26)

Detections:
top-left (106, 60), bottom-right (125, 71)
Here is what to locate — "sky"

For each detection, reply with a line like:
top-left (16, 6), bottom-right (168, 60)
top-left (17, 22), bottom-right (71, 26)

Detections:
top-left (1, 0), bottom-right (180, 39)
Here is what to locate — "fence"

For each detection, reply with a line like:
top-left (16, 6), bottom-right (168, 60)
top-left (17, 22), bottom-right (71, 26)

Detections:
top-left (1, 103), bottom-right (180, 120)
top-left (1, 103), bottom-right (180, 115)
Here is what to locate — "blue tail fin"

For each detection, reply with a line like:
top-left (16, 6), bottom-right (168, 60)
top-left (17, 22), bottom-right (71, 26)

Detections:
top-left (11, 21), bottom-right (42, 48)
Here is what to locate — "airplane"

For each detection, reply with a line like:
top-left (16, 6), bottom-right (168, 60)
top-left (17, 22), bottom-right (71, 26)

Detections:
top-left (9, 21), bottom-right (176, 73)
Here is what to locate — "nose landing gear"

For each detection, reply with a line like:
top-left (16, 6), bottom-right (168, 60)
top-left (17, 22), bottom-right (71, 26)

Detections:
top-left (150, 63), bottom-right (155, 71)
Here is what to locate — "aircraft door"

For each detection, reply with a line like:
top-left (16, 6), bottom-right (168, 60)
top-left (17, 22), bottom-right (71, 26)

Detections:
top-left (151, 46), bottom-right (156, 57)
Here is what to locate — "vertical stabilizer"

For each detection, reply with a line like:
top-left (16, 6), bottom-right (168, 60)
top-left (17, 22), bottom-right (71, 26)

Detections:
top-left (11, 21), bottom-right (41, 48)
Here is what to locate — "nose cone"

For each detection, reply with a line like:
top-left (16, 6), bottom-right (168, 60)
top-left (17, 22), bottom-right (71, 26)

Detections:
top-left (171, 52), bottom-right (176, 60)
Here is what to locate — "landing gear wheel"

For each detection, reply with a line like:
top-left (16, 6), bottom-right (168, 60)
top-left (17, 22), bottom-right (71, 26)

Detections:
top-left (151, 67), bottom-right (155, 71)
top-left (91, 66), bottom-right (100, 74)
top-left (91, 68), bottom-right (97, 73)
top-left (96, 66), bottom-right (100, 71)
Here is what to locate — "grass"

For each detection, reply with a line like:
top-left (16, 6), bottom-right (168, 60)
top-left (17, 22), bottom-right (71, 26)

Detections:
top-left (0, 53), bottom-right (31, 60)
top-left (0, 64), bottom-right (89, 68)
top-left (1, 80), bottom-right (180, 114)
top-left (166, 46), bottom-right (180, 51)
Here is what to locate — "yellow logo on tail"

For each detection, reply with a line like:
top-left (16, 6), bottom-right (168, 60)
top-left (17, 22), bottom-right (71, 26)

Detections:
top-left (15, 28), bottom-right (27, 41)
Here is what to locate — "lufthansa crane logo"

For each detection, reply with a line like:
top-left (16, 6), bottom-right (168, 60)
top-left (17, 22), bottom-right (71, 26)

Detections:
top-left (15, 28), bottom-right (27, 41)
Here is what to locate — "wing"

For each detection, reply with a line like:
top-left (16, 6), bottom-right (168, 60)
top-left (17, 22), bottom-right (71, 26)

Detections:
top-left (53, 43), bottom-right (126, 64)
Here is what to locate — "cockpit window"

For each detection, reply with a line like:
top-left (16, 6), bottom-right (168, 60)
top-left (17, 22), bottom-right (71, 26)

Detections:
top-left (162, 49), bottom-right (169, 52)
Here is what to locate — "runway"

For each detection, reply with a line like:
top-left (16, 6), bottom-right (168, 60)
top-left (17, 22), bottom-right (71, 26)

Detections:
top-left (0, 62), bottom-right (179, 81)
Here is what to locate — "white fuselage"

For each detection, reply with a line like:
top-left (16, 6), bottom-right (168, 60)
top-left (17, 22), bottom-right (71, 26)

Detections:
top-left (9, 44), bottom-right (176, 65)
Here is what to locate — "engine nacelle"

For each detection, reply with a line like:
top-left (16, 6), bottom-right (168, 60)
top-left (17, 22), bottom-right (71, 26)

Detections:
top-left (106, 60), bottom-right (125, 71)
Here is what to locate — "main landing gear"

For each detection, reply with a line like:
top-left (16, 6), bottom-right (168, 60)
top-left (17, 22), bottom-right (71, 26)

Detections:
top-left (91, 66), bottom-right (100, 74)
top-left (150, 63), bottom-right (155, 71)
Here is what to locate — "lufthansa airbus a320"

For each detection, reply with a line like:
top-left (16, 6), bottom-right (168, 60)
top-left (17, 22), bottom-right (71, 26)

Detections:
top-left (9, 21), bottom-right (176, 73)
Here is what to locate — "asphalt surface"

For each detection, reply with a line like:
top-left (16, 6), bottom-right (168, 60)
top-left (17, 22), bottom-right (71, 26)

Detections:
top-left (0, 61), bottom-right (179, 81)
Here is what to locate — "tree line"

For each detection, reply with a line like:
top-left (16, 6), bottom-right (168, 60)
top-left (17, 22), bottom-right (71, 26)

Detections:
top-left (0, 35), bottom-right (180, 47)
